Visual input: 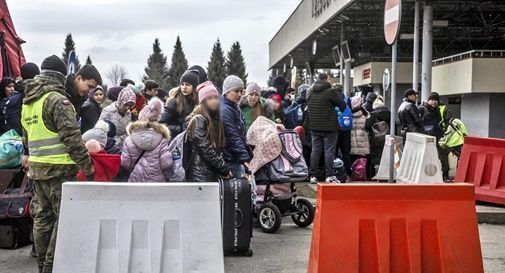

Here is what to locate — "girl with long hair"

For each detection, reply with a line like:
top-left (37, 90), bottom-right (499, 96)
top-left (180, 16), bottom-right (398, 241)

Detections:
top-left (185, 81), bottom-right (232, 182)
top-left (240, 82), bottom-right (276, 132)
top-left (159, 70), bottom-right (199, 137)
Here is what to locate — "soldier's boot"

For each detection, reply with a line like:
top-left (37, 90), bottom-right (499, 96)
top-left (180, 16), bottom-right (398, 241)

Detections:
top-left (42, 264), bottom-right (52, 273)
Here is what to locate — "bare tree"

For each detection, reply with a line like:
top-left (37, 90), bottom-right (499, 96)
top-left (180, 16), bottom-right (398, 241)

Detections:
top-left (106, 64), bottom-right (128, 86)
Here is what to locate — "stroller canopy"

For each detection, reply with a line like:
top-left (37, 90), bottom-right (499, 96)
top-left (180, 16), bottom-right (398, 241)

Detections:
top-left (0, 0), bottom-right (26, 80)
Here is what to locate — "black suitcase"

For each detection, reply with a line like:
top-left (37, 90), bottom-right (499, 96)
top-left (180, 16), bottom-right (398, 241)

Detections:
top-left (0, 170), bottom-right (33, 249)
top-left (220, 177), bottom-right (253, 256)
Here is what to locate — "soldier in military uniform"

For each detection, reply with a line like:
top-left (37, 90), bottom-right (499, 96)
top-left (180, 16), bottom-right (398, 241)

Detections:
top-left (21, 55), bottom-right (101, 273)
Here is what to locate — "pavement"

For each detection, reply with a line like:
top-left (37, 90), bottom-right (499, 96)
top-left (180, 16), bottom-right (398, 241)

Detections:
top-left (1, 222), bottom-right (504, 273)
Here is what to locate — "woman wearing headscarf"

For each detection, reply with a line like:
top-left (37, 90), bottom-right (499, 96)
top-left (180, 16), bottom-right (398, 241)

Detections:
top-left (99, 86), bottom-right (136, 146)
top-left (0, 77), bottom-right (23, 135)
top-left (80, 86), bottom-right (105, 133)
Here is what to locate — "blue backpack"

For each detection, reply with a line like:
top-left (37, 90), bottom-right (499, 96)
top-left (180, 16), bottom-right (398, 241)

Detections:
top-left (336, 96), bottom-right (353, 131)
top-left (284, 103), bottom-right (304, 129)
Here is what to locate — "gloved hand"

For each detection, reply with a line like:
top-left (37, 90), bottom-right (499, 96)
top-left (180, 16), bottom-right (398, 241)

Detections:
top-left (86, 174), bottom-right (94, 182)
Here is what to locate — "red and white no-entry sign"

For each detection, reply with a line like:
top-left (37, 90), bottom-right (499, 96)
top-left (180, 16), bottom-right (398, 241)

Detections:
top-left (384, 0), bottom-right (402, 45)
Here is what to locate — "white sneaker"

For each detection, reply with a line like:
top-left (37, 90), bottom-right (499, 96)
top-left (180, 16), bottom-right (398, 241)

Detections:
top-left (310, 176), bottom-right (318, 184)
top-left (325, 176), bottom-right (341, 183)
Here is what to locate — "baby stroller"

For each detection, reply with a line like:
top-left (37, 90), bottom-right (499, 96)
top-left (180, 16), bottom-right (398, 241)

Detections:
top-left (252, 130), bottom-right (315, 233)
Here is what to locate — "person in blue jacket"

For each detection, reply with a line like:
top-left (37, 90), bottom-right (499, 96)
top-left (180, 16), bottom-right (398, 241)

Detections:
top-left (220, 75), bottom-right (251, 178)
top-left (0, 77), bottom-right (23, 135)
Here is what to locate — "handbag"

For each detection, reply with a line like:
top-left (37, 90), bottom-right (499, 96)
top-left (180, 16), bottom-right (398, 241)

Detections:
top-left (0, 171), bottom-right (31, 219)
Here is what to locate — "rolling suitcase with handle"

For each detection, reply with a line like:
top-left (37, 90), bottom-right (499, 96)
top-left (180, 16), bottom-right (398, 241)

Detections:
top-left (220, 177), bottom-right (253, 256)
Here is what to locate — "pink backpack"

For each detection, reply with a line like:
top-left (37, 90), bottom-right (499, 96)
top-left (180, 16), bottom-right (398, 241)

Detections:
top-left (351, 158), bottom-right (368, 181)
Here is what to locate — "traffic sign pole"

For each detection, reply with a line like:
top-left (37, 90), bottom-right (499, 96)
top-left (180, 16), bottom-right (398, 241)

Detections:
top-left (384, 0), bottom-right (401, 182)
top-left (389, 40), bottom-right (398, 183)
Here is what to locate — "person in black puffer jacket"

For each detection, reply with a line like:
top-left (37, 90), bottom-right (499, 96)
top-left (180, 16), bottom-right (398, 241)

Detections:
top-left (159, 70), bottom-right (199, 137)
top-left (398, 89), bottom-right (424, 139)
top-left (365, 96), bottom-right (391, 177)
top-left (186, 81), bottom-right (231, 182)
top-left (80, 86), bottom-right (104, 133)
top-left (307, 73), bottom-right (347, 183)
top-left (0, 77), bottom-right (23, 135)
top-left (220, 75), bottom-right (251, 178)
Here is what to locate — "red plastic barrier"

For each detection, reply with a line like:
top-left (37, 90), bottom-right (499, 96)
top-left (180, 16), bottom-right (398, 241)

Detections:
top-left (455, 136), bottom-right (505, 205)
top-left (308, 184), bottom-right (483, 273)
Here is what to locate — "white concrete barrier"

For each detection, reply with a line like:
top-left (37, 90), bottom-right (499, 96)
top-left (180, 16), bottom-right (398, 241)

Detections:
top-left (397, 133), bottom-right (443, 183)
top-left (373, 135), bottom-right (403, 181)
top-left (53, 182), bottom-right (224, 273)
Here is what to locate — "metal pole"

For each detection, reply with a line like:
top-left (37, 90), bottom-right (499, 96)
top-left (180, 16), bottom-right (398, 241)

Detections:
top-left (344, 61), bottom-right (351, 96)
top-left (340, 24), bottom-right (344, 86)
top-left (421, 3), bottom-right (433, 102)
top-left (412, 0), bottom-right (420, 92)
top-left (389, 40), bottom-right (398, 183)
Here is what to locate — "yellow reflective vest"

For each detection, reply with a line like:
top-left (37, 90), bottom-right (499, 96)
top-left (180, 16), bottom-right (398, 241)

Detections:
top-left (21, 92), bottom-right (75, 165)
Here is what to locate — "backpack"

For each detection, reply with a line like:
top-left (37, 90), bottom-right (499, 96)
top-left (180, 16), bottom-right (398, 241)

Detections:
top-left (336, 96), bottom-right (353, 131)
top-left (351, 158), bottom-right (367, 181)
top-left (283, 103), bottom-right (304, 129)
top-left (371, 121), bottom-right (390, 146)
top-left (266, 130), bottom-right (308, 182)
top-left (166, 131), bottom-right (187, 182)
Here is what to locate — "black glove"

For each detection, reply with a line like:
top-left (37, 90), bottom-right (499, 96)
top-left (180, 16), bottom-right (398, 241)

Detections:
top-left (86, 174), bottom-right (94, 181)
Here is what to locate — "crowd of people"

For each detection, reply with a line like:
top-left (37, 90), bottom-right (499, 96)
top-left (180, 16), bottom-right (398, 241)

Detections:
top-left (0, 53), bottom-right (467, 273)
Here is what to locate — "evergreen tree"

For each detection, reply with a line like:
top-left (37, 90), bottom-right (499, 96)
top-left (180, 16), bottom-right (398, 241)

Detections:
top-left (225, 41), bottom-right (248, 84)
top-left (62, 33), bottom-right (81, 72)
top-left (86, 55), bottom-right (92, 65)
top-left (167, 36), bottom-right (189, 88)
top-left (207, 38), bottom-right (227, 92)
top-left (143, 38), bottom-right (170, 89)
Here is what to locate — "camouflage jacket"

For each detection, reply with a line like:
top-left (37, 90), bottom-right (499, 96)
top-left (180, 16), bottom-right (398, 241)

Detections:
top-left (22, 71), bottom-right (94, 181)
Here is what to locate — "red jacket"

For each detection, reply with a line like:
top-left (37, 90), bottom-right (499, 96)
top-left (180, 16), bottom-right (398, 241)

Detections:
top-left (77, 151), bottom-right (121, 182)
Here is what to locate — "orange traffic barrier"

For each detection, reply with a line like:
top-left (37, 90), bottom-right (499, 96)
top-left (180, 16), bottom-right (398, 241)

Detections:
top-left (308, 184), bottom-right (483, 273)
top-left (455, 136), bottom-right (505, 205)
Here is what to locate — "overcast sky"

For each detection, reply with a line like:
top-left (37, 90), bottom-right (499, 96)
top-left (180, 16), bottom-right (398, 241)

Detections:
top-left (8, 0), bottom-right (300, 86)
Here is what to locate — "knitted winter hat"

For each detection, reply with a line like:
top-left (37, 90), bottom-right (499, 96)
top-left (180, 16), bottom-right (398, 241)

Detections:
top-left (20, 62), bottom-right (40, 80)
top-left (197, 81), bottom-right (219, 103)
top-left (245, 82), bottom-right (261, 96)
top-left (372, 95), bottom-right (385, 110)
top-left (107, 86), bottom-right (123, 101)
top-left (222, 75), bottom-right (244, 95)
top-left (82, 120), bottom-right (109, 147)
top-left (270, 93), bottom-right (282, 105)
top-left (180, 70), bottom-right (199, 89)
top-left (138, 97), bottom-right (164, 122)
top-left (41, 55), bottom-right (67, 76)
top-left (188, 65), bottom-right (208, 84)
top-left (428, 92), bottom-right (440, 102)
top-left (130, 82), bottom-right (144, 95)
top-left (85, 139), bottom-right (103, 153)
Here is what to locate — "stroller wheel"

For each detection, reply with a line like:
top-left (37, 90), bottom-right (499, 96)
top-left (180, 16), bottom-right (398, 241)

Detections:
top-left (258, 203), bottom-right (282, 233)
top-left (291, 198), bottom-right (315, 228)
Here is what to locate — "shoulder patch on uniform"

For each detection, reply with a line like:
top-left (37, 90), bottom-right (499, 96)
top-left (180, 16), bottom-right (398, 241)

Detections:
top-left (62, 99), bottom-right (71, 106)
